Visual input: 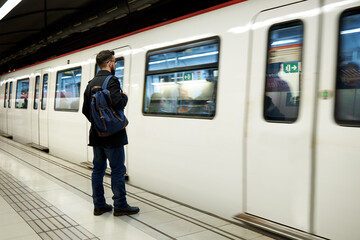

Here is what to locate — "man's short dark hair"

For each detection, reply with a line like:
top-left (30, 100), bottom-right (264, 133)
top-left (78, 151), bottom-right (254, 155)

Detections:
top-left (96, 50), bottom-right (115, 69)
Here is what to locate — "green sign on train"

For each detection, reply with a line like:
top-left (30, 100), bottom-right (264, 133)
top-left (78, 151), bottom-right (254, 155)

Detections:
top-left (183, 73), bottom-right (193, 80)
top-left (284, 63), bottom-right (299, 73)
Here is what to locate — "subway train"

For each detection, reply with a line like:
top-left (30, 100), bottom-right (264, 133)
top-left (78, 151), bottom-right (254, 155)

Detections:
top-left (1, 0), bottom-right (360, 239)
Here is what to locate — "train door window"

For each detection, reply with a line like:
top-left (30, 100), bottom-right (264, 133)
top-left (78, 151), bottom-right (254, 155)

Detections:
top-left (144, 37), bottom-right (219, 118)
top-left (335, 9), bottom-right (360, 126)
top-left (4, 82), bottom-right (8, 108)
top-left (95, 58), bottom-right (125, 88)
top-left (41, 74), bottom-right (48, 110)
top-left (34, 76), bottom-right (40, 109)
top-left (264, 21), bottom-right (303, 122)
top-left (55, 68), bottom-right (81, 111)
top-left (15, 79), bottom-right (29, 109)
top-left (8, 82), bottom-right (12, 108)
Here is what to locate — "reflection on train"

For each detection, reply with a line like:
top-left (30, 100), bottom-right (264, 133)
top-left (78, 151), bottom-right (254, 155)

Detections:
top-left (1, 1), bottom-right (360, 240)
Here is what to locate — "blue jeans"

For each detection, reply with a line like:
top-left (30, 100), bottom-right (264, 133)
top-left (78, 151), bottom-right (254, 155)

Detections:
top-left (92, 146), bottom-right (128, 209)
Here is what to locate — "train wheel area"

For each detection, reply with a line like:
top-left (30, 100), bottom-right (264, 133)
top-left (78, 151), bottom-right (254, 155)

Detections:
top-left (0, 136), bottom-right (282, 240)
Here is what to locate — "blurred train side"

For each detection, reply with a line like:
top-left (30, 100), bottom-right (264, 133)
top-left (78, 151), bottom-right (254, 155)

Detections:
top-left (1, 0), bottom-right (360, 239)
top-left (0, 0), bottom-right (255, 217)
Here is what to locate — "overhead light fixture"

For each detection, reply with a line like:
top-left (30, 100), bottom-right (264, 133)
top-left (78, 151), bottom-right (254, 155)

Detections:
top-left (341, 28), bottom-right (360, 35)
top-left (0, 0), bottom-right (22, 21)
top-left (178, 51), bottom-right (218, 60)
top-left (271, 39), bottom-right (298, 46)
top-left (149, 58), bottom-right (176, 65)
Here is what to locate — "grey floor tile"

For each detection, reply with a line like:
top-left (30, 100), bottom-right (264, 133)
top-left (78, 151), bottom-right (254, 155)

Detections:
top-left (155, 219), bottom-right (205, 238)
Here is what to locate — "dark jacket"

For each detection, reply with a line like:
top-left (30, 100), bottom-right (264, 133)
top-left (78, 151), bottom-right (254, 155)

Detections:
top-left (82, 70), bottom-right (128, 147)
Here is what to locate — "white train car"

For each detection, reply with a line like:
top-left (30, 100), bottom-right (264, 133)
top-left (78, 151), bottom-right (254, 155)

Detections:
top-left (1, 0), bottom-right (360, 239)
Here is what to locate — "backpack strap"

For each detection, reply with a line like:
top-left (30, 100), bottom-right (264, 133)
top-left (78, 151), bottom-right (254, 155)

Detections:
top-left (101, 75), bottom-right (114, 90)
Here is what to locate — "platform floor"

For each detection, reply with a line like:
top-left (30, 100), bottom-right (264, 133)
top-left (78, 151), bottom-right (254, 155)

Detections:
top-left (0, 136), bottom-right (277, 240)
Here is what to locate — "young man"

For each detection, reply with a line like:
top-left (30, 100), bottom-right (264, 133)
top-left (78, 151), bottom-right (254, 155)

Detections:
top-left (82, 50), bottom-right (139, 216)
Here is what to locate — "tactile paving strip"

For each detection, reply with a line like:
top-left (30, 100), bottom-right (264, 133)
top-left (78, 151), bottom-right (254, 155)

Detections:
top-left (0, 168), bottom-right (99, 240)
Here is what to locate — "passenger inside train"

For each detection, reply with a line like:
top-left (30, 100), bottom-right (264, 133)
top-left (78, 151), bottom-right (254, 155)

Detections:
top-left (338, 62), bottom-right (360, 89)
top-left (264, 63), bottom-right (290, 121)
top-left (336, 62), bottom-right (360, 121)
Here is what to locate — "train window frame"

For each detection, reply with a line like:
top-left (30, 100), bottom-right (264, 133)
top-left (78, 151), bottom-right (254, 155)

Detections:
top-left (4, 82), bottom-right (8, 108)
top-left (142, 36), bottom-right (220, 119)
top-left (54, 67), bottom-right (82, 112)
top-left (41, 74), bottom-right (48, 110)
top-left (95, 57), bottom-right (125, 88)
top-left (15, 78), bottom-right (30, 109)
top-left (334, 8), bottom-right (360, 127)
top-left (33, 75), bottom-right (40, 110)
top-left (263, 20), bottom-right (304, 123)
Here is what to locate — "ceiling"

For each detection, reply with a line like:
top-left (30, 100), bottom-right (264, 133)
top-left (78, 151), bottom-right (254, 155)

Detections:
top-left (0, 0), bottom-right (233, 75)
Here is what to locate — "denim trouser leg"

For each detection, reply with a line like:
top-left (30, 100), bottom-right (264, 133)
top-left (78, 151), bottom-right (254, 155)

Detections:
top-left (92, 147), bottom-right (107, 208)
top-left (104, 146), bottom-right (128, 209)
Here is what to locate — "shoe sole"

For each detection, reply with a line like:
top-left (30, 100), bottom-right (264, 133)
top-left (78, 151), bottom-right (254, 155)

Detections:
top-left (94, 209), bottom-right (113, 216)
top-left (113, 209), bottom-right (139, 216)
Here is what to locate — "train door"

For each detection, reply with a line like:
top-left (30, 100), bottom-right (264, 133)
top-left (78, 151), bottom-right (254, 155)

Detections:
top-left (7, 81), bottom-right (14, 137)
top-left (243, 0), bottom-right (320, 232)
top-left (31, 73), bottom-right (41, 144)
top-left (86, 46), bottom-right (132, 163)
top-left (31, 69), bottom-right (49, 149)
top-left (2, 82), bottom-right (9, 134)
top-left (314, 1), bottom-right (360, 239)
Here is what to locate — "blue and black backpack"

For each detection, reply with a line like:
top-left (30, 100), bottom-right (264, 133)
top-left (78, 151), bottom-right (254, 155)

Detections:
top-left (90, 75), bottom-right (128, 137)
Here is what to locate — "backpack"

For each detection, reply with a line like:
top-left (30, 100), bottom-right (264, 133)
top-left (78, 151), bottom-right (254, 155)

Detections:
top-left (90, 75), bottom-right (128, 137)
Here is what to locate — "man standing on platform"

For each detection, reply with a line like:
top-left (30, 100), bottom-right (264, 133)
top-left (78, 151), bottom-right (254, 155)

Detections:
top-left (82, 50), bottom-right (139, 216)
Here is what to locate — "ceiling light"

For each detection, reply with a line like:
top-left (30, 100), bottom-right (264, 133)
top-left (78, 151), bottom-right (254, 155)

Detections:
top-left (271, 39), bottom-right (298, 46)
top-left (0, 0), bottom-right (22, 21)
top-left (341, 28), bottom-right (360, 35)
top-left (178, 51), bottom-right (218, 60)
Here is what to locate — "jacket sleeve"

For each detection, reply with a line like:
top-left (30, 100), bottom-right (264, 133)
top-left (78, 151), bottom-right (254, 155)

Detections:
top-left (108, 77), bottom-right (128, 110)
top-left (82, 85), bottom-right (91, 122)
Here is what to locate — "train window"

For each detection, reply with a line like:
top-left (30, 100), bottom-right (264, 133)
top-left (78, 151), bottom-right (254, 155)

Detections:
top-left (144, 37), bottom-right (219, 118)
top-left (264, 21), bottom-right (303, 122)
top-left (15, 79), bottom-right (29, 109)
top-left (34, 76), bottom-right (40, 109)
top-left (4, 82), bottom-right (8, 108)
top-left (8, 82), bottom-right (12, 108)
top-left (95, 58), bottom-right (125, 88)
top-left (335, 9), bottom-right (360, 126)
top-left (55, 68), bottom-right (81, 111)
top-left (41, 74), bottom-right (48, 110)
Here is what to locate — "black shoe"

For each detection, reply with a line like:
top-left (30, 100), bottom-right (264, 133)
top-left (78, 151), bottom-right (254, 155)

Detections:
top-left (114, 205), bottom-right (140, 216)
top-left (94, 204), bottom-right (113, 216)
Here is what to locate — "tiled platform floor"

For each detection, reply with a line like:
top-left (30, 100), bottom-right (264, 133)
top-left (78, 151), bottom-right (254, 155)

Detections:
top-left (0, 136), bottom-right (277, 240)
